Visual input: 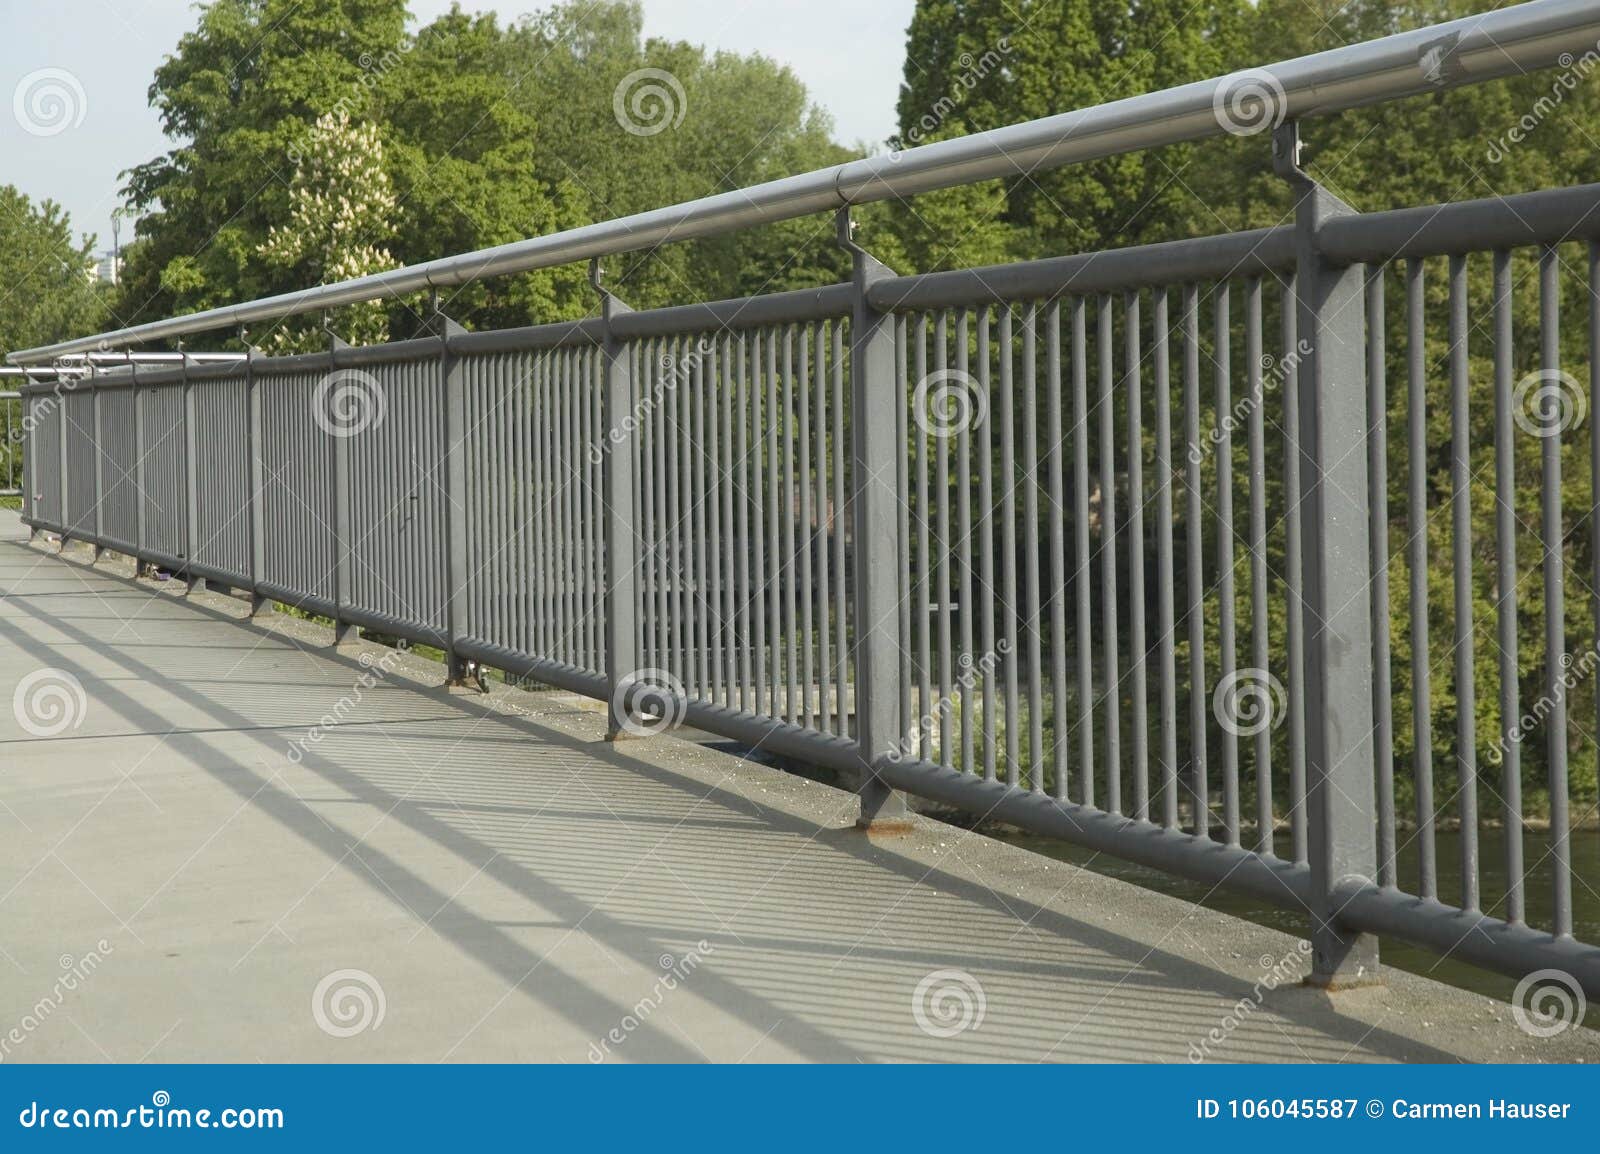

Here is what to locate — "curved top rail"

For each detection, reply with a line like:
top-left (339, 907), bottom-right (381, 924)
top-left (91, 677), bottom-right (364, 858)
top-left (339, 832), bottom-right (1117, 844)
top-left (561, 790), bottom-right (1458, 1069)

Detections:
top-left (10, 0), bottom-right (1598, 364)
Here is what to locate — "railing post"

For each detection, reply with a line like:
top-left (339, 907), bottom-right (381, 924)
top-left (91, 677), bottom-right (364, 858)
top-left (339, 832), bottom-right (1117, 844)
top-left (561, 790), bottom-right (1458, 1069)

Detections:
top-left (132, 363), bottom-right (146, 570)
top-left (57, 373), bottom-right (69, 549)
top-left (597, 272), bottom-right (640, 739)
top-left (246, 342), bottom-right (269, 616)
top-left (90, 370), bottom-right (104, 563)
top-left (1277, 123), bottom-right (1380, 988)
top-left (841, 211), bottom-right (910, 829)
top-left (181, 348), bottom-right (199, 592)
top-left (328, 331), bottom-right (356, 645)
top-left (435, 310), bottom-right (470, 685)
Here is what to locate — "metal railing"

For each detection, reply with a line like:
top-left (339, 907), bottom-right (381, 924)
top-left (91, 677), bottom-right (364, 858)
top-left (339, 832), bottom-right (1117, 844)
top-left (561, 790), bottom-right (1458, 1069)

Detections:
top-left (1, 390), bottom-right (22, 497)
top-left (11, 0), bottom-right (1600, 999)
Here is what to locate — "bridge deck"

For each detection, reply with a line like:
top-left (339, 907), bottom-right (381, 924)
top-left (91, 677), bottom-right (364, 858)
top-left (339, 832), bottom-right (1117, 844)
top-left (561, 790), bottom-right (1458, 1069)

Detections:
top-left (2, 510), bottom-right (1594, 1063)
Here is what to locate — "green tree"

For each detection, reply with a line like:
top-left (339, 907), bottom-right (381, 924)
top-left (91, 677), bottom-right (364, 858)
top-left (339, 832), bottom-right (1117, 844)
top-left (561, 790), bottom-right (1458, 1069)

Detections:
top-left (257, 112), bottom-right (398, 351)
top-left (0, 187), bottom-right (106, 357)
top-left (889, 0), bottom-right (1251, 271)
top-left (378, 6), bottom-right (591, 329)
top-left (501, 1), bottom-right (856, 307)
top-left (118, 0), bottom-right (411, 326)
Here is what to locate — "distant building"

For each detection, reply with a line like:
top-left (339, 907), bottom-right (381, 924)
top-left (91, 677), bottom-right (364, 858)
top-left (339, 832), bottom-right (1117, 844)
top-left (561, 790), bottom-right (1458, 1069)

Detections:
top-left (90, 250), bottom-right (121, 285)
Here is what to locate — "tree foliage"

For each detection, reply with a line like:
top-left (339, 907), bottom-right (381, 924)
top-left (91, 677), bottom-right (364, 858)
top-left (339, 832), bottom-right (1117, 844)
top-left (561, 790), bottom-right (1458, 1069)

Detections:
top-left (0, 186), bottom-right (106, 357)
top-left (257, 112), bottom-right (398, 350)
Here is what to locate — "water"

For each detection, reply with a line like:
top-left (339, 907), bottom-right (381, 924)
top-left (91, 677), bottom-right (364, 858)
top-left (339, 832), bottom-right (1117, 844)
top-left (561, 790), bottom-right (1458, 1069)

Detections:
top-left (988, 825), bottom-right (1599, 1027)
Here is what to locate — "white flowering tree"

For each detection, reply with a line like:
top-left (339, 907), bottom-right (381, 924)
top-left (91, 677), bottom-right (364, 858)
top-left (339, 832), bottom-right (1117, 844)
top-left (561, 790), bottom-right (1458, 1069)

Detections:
top-left (258, 111), bottom-right (397, 352)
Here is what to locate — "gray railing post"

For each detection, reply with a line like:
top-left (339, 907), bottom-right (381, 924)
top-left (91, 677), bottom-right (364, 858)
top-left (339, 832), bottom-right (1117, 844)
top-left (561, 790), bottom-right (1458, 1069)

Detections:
top-left (328, 330), bottom-right (356, 645)
top-left (596, 269), bottom-right (640, 738)
top-left (435, 309), bottom-right (471, 685)
top-left (133, 362), bottom-right (146, 569)
top-left (840, 210), bottom-right (910, 829)
top-left (181, 347), bottom-right (199, 592)
top-left (90, 370), bottom-right (103, 562)
top-left (57, 374), bottom-right (69, 548)
top-left (246, 340), bottom-right (269, 616)
top-left (1277, 124), bottom-right (1380, 987)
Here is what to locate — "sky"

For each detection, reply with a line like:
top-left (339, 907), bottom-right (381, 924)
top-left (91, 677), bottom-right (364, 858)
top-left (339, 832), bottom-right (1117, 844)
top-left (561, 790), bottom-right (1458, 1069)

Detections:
top-left (0, 0), bottom-right (916, 254)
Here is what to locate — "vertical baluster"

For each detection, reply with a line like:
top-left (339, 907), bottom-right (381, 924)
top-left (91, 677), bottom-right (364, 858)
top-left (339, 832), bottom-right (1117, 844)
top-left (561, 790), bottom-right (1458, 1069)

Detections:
top-left (915, 314), bottom-right (932, 758)
top-left (1125, 292), bottom-right (1148, 819)
top-left (1246, 280), bottom-right (1273, 854)
top-left (798, 326), bottom-right (815, 726)
top-left (1072, 298), bottom-right (1095, 806)
top-left (831, 321), bottom-right (849, 735)
top-left (957, 311), bottom-right (976, 775)
top-left (1367, 267), bottom-right (1397, 887)
top-left (1154, 289), bottom-right (1179, 829)
top-left (1405, 260), bottom-right (1436, 897)
top-left (707, 337), bottom-right (725, 705)
top-left (1000, 306), bottom-right (1020, 787)
top-left (694, 338), bottom-right (710, 697)
top-left (737, 334), bottom-right (753, 713)
top-left (937, 312), bottom-right (955, 768)
top-left (890, 315), bottom-right (907, 745)
top-left (1099, 295), bottom-right (1122, 813)
top-left (782, 326), bottom-right (798, 722)
top-left (978, 311), bottom-right (998, 782)
top-left (1590, 241), bottom-right (1600, 932)
top-left (1541, 245), bottom-right (1571, 936)
top-left (1183, 284), bottom-right (1208, 836)
top-left (751, 332), bottom-right (767, 710)
top-left (653, 345), bottom-right (671, 680)
top-left (1022, 305), bottom-right (1044, 789)
top-left (819, 322), bottom-right (837, 733)
top-left (1284, 273), bottom-right (1308, 863)
top-left (766, 329), bottom-right (781, 717)
top-left (1449, 253), bottom-right (1480, 913)
top-left (721, 337), bottom-right (738, 708)
top-left (1214, 285), bottom-right (1238, 844)
top-left (1047, 302), bottom-right (1070, 801)
top-left (1491, 251), bottom-right (1523, 920)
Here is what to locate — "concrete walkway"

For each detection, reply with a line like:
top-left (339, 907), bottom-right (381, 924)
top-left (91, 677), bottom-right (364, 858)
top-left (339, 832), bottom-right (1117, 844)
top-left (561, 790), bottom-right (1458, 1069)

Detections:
top-left (1, 510), bottom-right (1595, 1063)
